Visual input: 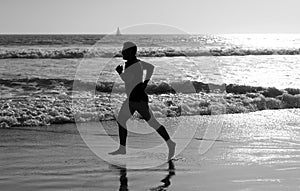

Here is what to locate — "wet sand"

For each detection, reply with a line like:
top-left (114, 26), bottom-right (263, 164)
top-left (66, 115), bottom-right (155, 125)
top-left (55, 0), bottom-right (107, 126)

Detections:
top-left (1, 109), bottom-right (300, 190)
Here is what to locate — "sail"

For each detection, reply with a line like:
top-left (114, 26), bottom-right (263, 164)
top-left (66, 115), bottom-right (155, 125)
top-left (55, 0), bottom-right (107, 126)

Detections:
top-left (116, 27), bottom-right (121, 36)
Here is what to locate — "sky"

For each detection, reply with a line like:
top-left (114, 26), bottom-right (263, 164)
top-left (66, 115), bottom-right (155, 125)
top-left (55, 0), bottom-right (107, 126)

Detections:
top-left (0, 0), bottom-right (300, 34)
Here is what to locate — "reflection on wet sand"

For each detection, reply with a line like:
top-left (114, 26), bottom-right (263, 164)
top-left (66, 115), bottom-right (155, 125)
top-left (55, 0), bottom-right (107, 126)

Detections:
top-left (150, 161), bottom-right (176, 191)
top-left (119, 165), bottom-right (128, 191)
top-left (110, 160), bottom-right (175, 191)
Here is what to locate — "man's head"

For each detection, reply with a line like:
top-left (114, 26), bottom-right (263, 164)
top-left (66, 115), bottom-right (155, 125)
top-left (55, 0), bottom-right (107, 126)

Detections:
top-left (122, 41), bottom-right (137, 60)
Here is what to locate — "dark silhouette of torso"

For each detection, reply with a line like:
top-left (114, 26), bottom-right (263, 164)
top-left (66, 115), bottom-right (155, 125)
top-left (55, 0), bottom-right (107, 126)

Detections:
top-left (122, 59), bottom-right (148, 102)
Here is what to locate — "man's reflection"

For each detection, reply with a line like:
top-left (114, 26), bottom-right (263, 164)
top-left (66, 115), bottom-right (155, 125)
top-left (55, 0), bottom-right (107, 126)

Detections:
top-left (119, 165), bottom-right (128, 191)
top-left (110, 161), bottom-right (176, 191)
top-left (150, 160), bottom-right (176, 191)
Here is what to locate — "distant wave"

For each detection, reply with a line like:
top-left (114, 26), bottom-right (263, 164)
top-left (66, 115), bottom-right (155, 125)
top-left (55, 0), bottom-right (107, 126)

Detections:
top-left (1, 77), bottom-right (300, 96)
top-left (1, 47), bottom-right (300, 59)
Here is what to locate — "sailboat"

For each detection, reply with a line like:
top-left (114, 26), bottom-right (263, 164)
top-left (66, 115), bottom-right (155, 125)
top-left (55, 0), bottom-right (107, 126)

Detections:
top-left (116, 27), bottom-right (121, 36)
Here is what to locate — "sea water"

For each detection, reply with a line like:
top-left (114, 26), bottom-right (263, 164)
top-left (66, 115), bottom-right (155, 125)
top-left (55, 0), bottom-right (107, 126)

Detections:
top-left (1, 34), bottom-right (300, 89)
top-left (1, 34), bottom-right (300, 126)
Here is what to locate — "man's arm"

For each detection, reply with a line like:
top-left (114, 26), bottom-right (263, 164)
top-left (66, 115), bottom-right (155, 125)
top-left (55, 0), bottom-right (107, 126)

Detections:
top-left (115, 64), bottom-right (128, 82)
top-left (141, 61), bottom-right (154, 84)
top-left (120, 72), bottom-right (128, 82)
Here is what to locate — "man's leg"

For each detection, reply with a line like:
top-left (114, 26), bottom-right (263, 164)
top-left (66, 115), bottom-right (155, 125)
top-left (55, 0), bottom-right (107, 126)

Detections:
top-left (136, 102), bottom-right (176, 160)
top-left (109, 99), bottom-right (133, 155)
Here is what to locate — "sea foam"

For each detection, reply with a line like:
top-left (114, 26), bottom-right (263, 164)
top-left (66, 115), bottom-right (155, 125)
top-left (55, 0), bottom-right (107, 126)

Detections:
top-left (1, 77), bottom-right (300, 128)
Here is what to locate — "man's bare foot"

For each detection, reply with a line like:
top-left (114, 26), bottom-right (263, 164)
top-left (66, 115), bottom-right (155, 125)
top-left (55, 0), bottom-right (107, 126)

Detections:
top-left (108, 147), bottom-right (126, 155)
top-left (167, 140), bottom-right (176, 160)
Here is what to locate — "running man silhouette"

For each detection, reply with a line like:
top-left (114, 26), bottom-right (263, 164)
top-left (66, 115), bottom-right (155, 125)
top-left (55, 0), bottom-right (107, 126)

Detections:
top-left (109, 41), bottom-right (176, 160)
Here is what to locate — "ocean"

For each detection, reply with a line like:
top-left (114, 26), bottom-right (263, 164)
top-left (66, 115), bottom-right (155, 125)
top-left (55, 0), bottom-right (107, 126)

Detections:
top-left (1, 34), bottom-right (300, 127)
top-left (1, 34), bottom-right (300, 86)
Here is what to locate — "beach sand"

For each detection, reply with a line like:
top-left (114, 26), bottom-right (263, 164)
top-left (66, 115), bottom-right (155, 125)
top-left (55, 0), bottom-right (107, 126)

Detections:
top-left (1, 109), bottom-right (300, 190)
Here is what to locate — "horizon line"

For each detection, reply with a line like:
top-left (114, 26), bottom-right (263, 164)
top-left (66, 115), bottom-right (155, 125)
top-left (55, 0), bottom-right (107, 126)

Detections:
top-left (1, 32), bottom-right (300, 35)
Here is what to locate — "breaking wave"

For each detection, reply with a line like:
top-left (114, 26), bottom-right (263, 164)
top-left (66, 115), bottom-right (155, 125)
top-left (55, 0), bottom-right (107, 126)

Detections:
top-left (1, 77), bottom-right (300, 96)
top-left (1, 77), bottom-right (300, 128)
top-left (1, 47), bottom-right (300, 59)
